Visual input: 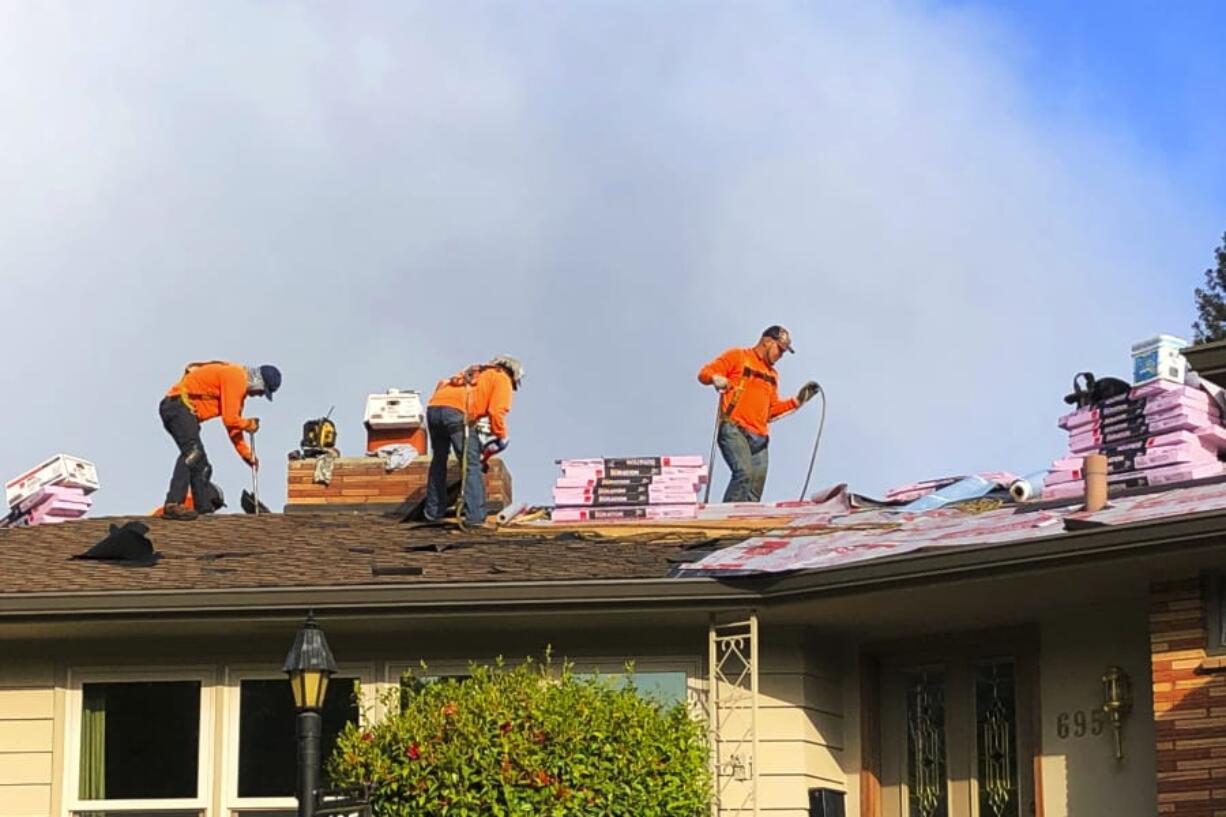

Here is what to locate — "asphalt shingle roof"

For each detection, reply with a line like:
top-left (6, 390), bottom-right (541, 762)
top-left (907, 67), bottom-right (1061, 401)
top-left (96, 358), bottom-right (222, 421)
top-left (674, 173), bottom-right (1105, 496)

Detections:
top-left (0, 514), bottom-right (691, 595)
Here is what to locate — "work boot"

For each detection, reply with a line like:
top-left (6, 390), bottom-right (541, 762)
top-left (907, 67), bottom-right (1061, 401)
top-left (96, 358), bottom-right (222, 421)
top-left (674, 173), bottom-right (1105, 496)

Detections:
top-left (162, 503), bottom-right (199, 521)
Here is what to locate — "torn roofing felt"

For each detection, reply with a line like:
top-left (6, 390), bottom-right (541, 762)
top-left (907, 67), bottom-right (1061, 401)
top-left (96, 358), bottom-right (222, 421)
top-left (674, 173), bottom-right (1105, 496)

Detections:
top-left (669, 477), bottom-right (1226, 577)
top-left (72, 521), bottom-right (160, 566)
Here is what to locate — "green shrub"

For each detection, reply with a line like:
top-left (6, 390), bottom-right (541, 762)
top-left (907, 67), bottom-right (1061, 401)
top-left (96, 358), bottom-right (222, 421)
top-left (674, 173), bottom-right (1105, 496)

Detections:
top-left (328, 654), bottom-right (711, 816)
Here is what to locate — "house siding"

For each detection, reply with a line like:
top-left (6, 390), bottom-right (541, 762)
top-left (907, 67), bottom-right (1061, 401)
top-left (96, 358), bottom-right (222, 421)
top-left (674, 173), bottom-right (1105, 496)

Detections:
top-left (716, 636), bottom-right (844, 816)
top-left (0, 662), bottom-right (55, 817)
top-left (1040, 597), bottom-right (1157, 817)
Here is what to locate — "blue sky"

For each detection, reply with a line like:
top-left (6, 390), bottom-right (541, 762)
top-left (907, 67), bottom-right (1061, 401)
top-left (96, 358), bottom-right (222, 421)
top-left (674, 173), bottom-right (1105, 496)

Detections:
top-left (953, 0), bottom-right (1226, 201)
top-left (1, 1), bottom-right (1224, 515)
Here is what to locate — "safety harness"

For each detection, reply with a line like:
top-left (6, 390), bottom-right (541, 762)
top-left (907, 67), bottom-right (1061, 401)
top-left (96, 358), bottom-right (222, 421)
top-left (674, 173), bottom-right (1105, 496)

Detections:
top-left (173, 360), bottom-right (231, 416)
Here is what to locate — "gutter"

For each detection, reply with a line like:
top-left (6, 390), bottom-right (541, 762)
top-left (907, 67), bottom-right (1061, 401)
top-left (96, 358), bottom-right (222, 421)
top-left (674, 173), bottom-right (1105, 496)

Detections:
top-left (2, 509), bottom-right (1226, 620)
top-left (1184, 339), bottom-right (1226, 387)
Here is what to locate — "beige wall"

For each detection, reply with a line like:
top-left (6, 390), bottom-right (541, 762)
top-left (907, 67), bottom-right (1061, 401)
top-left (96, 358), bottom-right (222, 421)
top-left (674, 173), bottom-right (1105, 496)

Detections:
top-left (1039, 597), bottom-right (1157, 817)
top-left (0, 601), bottom-right (1161, 817)
top-left (715, 629), bottom-right (847, 817)
top-left (2, 615), bottom-right (850, 817)
top-left (0, 660), bottom-right (56, 817)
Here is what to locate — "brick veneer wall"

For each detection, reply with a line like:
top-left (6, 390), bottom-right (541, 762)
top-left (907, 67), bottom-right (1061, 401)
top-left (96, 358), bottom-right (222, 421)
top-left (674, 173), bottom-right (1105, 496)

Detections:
top-left (285, 456), bottom-right (512, 513)
top-left (1150, 576), bottom-right (1225, 816)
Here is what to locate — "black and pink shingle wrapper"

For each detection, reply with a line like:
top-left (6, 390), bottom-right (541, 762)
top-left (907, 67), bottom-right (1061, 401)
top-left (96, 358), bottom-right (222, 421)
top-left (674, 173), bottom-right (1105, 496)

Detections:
top-left (1044, 381), bottom-right (1226, 500)
top-left (551, 456), bottom-right (707, 522)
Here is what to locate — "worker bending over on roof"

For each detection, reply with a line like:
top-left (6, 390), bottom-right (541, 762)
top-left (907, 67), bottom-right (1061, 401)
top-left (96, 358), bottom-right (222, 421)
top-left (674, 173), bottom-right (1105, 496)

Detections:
top-left (698, 326), bottom-right (819, 503)
top-left (159, 361), bottom-right (281, 521)
top-left (424, 355), bottom-right (523, 526)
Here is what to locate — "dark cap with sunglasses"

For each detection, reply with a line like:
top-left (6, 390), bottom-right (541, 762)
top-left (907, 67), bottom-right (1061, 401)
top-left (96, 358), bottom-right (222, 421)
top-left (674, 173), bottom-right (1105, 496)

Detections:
top-left (761, 325), bottom-right (795, 354)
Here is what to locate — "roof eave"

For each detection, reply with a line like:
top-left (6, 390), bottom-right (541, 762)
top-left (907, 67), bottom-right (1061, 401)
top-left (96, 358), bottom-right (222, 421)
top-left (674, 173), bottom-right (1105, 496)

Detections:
top-left (3, 510), bottom-right (1226, 620)
top-left (1186, 339), bottom-right (1226, 388)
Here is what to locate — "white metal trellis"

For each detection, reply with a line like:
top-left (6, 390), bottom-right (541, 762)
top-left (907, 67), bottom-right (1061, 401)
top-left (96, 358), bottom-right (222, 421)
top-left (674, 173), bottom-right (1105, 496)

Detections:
top-left (708, 612), bottom-right (759, 817)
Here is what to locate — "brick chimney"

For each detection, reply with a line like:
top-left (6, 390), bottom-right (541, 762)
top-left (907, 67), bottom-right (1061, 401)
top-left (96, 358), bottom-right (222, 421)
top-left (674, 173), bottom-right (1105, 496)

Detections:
top-left (285, 456), bottom-right (512, 514)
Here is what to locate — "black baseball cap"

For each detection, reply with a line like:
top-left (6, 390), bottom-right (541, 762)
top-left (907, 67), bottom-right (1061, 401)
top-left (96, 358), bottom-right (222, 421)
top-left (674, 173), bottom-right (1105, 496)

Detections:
top-left (762, 325), bottom-right (795, 354)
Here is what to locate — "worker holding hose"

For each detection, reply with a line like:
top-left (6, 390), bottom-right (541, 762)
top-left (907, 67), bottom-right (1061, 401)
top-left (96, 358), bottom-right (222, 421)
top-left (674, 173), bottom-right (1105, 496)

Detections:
top-left (698, 326), bottom-right (819, 502)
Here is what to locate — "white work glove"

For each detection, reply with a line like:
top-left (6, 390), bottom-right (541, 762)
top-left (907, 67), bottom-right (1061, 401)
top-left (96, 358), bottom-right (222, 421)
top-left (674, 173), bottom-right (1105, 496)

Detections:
top-left (796, 381), bottom-right (820, 406)
top-left (711, 374), bottom-right (730, 392)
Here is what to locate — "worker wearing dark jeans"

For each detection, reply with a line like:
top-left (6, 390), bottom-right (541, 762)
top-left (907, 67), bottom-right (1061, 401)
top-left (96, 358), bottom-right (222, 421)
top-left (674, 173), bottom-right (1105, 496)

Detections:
top-left (422, 406), bottom-right (487, 524)
top-left (717, 421), bottom-right (770, 503)
top-left (160, 361), bottom-right (281, 521)
top-left (698, 326), bottom-right (819, 502)
top-left (423, 355), bottom-right (523, 525)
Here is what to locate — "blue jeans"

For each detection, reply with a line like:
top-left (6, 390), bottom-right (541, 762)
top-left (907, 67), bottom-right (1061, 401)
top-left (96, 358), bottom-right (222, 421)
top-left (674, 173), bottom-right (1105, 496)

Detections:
top-left (718, 421), bottom-right (769, 502)
top-left (423, 406), bottom-right (486, 524)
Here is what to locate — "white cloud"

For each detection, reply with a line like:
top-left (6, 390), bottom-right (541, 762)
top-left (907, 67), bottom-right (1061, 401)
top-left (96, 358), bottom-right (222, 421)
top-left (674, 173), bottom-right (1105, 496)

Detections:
top-left (0, 0), bottom-right (1219, 515)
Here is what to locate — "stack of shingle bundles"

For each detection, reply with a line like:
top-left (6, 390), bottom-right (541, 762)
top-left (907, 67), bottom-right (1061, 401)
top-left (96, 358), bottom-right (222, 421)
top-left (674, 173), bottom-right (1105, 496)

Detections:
top-left (8, 485), bottom-right (93, 526)
top-left (1043, 381), bottom-right (1226, 501)
top-left (3, 454), bottom-right (99, 527)
top-left (551, 456), bottom-right (707, 523)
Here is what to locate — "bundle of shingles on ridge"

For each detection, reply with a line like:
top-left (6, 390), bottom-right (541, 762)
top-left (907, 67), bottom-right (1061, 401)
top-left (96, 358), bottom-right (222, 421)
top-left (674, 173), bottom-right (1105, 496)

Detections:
top-left (2, 454), bottom-right (99, 527)
top-left (550, 456), bottom-right (708, 523)
top-left (1043, 380), bottom-right (1226, 501)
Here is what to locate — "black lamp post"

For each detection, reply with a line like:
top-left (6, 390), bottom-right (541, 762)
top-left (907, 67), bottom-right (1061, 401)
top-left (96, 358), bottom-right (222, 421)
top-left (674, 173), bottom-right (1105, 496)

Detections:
top-left (283, 611), bottom-right (337, 817)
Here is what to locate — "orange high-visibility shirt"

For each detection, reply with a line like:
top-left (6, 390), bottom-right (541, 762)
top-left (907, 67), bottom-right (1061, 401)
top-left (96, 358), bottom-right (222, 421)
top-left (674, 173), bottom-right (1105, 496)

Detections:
top-left (165, 362), bottom-right (256, 460)
top-left (698, 347), bottom-right (798, 437)
top-left (429, 366), bottom-right (514, 440)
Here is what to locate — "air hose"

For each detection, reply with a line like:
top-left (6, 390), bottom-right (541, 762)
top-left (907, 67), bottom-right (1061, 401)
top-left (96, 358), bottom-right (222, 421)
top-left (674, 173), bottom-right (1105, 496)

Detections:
top-left (798, 385), bottom-right (827, 501)
top-left (702, 399), bottom-right (723, 504)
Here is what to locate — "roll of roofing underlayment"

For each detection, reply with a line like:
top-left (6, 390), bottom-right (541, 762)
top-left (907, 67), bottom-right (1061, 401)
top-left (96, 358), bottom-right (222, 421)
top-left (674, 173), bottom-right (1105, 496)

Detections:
top-left (1009, 471), bottom-right (1048, 503)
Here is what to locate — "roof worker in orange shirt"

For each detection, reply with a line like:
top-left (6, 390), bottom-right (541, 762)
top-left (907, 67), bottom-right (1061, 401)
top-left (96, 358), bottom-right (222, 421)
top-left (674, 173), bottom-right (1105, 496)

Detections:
top-left (698, 326), bottom-right (819, 503)
top-left (424, 355), bottom-right (523, 526)
top-left (159, 361), bottom-right (281, 521)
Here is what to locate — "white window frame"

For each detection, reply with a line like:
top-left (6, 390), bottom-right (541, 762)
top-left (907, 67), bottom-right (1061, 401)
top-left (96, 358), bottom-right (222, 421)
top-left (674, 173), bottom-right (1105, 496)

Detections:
top-left (222, 662), bottom-right (375, 815)
top-left (63, 665), bottom-right (216, 816)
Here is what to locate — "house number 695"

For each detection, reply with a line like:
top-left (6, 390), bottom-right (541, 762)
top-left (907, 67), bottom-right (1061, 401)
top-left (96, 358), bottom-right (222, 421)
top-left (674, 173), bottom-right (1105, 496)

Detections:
top-left (1055, 710), bottom-right (1105, 739)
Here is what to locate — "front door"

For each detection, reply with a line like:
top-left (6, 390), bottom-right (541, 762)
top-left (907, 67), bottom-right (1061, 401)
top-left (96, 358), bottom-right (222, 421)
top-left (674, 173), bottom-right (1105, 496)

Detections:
top-left (875, 631), bottom-right (1039, 817)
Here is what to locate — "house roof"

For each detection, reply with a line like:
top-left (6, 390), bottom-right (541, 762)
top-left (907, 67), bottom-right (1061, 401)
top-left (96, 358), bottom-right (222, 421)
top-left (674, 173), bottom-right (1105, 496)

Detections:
top-left (0, 514), bottom-right (690, 595)
top-left (6, 479), bottom-right (1226, 619)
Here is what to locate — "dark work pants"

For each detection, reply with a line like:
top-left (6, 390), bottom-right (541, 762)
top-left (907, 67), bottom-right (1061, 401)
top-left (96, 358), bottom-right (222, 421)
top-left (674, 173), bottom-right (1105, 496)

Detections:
top-left (423, 406), bottom-right (486, 524)
top-left (160, 397), bottom-right (211, 507)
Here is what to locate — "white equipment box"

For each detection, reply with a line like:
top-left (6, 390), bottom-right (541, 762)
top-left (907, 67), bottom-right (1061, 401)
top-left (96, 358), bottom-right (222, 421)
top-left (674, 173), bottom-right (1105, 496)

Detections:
top-left (363, 389), bottom-right (425, 430)
top-left (1132, 334), bottom-right (1189, 386)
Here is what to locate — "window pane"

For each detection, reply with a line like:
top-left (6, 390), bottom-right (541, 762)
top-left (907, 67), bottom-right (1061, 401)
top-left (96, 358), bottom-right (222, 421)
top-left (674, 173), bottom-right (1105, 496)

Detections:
top-left (905, 670), bottom-right (947, 817)
top-left (238, 677), bottom-right (359, 798)
top-left (79, 681), bottom-right (200, 800)
top-left (76, 812), bottom-right (201, 817)
top-left (577, 670), bottom-right (688, 705)
top-left (622, 671), bottom-right (687, 704)
top-left (399, 675), bottom-right (470, 711)
top-left (976, 661), bottom-right (1020, 817)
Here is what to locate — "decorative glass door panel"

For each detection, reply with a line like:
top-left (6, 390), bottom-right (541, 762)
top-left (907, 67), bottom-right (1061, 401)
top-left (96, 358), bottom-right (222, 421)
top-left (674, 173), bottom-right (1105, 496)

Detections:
top-left (878, 637), bottom-right (1035, 817)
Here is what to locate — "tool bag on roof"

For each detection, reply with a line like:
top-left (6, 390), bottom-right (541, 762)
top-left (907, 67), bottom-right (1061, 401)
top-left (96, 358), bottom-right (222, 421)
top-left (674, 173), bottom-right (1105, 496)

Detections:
top-left (301, 417), bottom-right (337, 450)
top-left (1063, 372), bottom-right (1132, 409)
